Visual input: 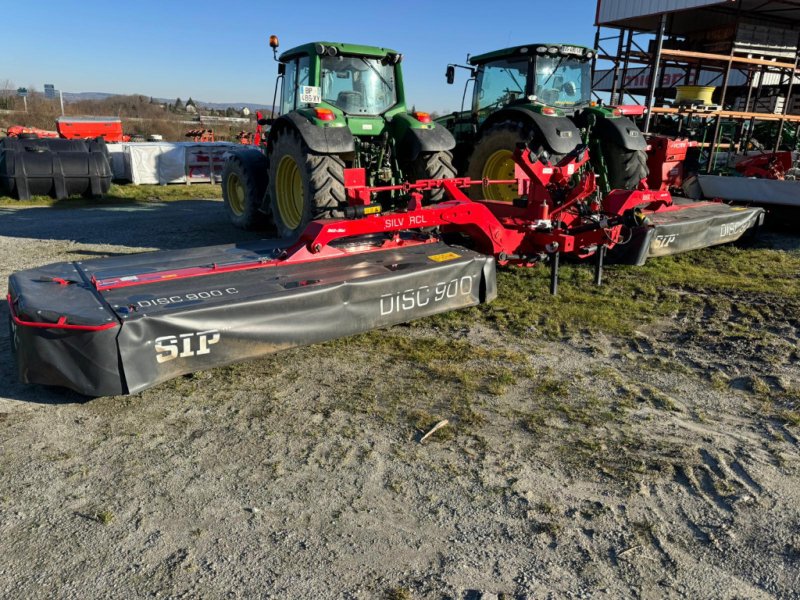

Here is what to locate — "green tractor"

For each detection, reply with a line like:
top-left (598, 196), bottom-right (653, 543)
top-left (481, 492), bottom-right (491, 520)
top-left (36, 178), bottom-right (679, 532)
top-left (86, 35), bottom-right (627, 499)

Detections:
top-left (223, 36), bottom-right (456, 236)
top-left (439, 43), bottom-right (648, 200)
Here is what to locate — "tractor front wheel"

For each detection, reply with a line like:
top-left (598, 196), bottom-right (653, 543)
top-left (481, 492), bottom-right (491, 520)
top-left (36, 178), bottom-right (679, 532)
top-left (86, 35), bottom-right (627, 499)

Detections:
top-left (222, 151), bottom-right (268, 230)
top-left (267, 128), bottom-right (346, 239)
top-left (405, 151), bottom-right (457, 201)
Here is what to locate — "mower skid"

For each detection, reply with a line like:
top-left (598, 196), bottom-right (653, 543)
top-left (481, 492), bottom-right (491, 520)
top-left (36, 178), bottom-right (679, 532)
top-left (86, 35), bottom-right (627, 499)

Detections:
top-left (8, 240), bottom-right (496, 396)
top-left (610, 200), bottom-right (765, 266)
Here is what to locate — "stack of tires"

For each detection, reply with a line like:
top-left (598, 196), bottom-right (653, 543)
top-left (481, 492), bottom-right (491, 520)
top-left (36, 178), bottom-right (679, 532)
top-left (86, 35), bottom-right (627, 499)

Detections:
top-left (0, 136), bottom-right (113, 201)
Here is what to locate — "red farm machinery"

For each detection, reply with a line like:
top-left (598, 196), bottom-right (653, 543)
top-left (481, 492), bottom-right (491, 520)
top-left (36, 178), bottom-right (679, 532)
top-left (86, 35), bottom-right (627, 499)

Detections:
top-left (6, 37), bottom-right (766, 396)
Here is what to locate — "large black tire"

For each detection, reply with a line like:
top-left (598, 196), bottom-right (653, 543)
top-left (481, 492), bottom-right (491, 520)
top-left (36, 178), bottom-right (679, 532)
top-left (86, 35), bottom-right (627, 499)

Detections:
top-left (222, 151), bottom-right (268, 230)
top-left (599, 138), bottom-right (649, 191)
top-left (405, 150), bottom-right (456, 201)
top-left (268, 128), bottom-right (346, 239)
top-left (466, 120), bottom-right (563, 201)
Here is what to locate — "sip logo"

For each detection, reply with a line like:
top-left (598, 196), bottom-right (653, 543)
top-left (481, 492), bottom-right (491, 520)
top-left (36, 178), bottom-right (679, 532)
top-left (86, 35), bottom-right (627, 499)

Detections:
top-left (154, 330), bottom-right (220, 364)
top-left (654, 234), bottom-right (678, 249)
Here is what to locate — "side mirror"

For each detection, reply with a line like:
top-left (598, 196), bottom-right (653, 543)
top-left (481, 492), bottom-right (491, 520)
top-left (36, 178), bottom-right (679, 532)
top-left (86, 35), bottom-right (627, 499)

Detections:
top-left (446, 65), bottom-right (455, 85)
top-left (257, 118), bottom-right (274, 126)
top-left (277, 63), bottom-right (286, 75)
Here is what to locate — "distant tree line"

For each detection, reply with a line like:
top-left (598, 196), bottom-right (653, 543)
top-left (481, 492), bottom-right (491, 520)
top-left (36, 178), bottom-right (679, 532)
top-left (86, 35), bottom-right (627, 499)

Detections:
top-left (0, 81), bottom-right (271, 141)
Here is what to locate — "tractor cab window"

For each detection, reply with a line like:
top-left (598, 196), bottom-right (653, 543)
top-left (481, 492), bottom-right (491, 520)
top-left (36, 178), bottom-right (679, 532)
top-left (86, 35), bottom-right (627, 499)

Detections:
top-left (320, 56), bottom-right (396, 115)
top-left (533, 55), bottom-right (590, 108)
top-left (475, 58), bottom-right (528, 114)
top-left (280, 56), bottom-right (310, 115)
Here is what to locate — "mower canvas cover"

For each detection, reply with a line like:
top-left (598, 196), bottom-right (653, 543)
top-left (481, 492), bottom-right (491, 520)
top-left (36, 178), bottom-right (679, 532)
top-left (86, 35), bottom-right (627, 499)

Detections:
top-left (614, 200), bottom-right (765, 266)
top-left (9, 239), bottom-right (496, 396)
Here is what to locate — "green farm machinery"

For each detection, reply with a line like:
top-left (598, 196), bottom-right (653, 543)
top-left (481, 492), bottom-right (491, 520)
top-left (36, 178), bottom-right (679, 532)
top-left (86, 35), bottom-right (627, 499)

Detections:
top-left (439, 43), bottom-right (648, 198)
top-left (222, 36), bottom-right (456, 236)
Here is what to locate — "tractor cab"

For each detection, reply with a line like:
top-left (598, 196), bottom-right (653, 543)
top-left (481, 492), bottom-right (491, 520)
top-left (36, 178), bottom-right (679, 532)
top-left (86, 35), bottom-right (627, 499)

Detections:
top-left (468, 44), bottom-right (594, 119)
top-left (274, 41), bottom-right (407, 137)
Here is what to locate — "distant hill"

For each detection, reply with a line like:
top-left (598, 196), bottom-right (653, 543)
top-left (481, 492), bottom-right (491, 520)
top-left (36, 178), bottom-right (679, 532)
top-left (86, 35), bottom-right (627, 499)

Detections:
top-left (61, 91), bottom-right (273, 112)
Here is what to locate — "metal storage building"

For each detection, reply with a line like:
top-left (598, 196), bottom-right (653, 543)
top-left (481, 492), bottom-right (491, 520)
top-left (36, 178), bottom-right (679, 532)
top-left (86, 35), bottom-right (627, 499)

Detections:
top-left (594, 0), bottom-right (800, 166)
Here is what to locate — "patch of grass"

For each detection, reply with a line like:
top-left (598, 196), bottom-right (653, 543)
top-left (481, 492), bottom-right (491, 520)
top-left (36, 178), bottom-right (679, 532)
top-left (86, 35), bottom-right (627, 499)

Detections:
top-left (407, 409), bottom-right (454, 442)
top-left (429, 244), bottom-right (800, 340)
top-left (0, 183), bottom-right (221, 206)
top-left (708, 371), bottom-right (731, 391)
top-left (535, 500), bottom-right (557, 515)
top-left (321, 332), bottom-right (527, 435)
top-left (579, 500), bottom-right (609, 520)
top-left (778, 410), bottom-right (800, 427)
top-left (640, 386), bottom-right (681, 412)
top-left (485, 367), bottom-right (517, 396)
top-left (93, 509), bottom-right (114, 525)
top-left (385, 478), bottom-right (405, 494)
top-left (744, 375), bottom-right (772, 397)
top-left (639, 355), bottom-right (693, 376)
top-left (632, 519), bottom-right (658, 542)
top-left (385, 587), bottom-right (413, 600)
top-left (532, 519), bottom-right (563, 537)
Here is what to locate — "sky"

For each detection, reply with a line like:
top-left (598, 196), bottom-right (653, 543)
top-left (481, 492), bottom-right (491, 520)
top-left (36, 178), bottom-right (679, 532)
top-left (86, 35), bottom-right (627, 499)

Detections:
top-left (0, 0), bottom-right (601, 114)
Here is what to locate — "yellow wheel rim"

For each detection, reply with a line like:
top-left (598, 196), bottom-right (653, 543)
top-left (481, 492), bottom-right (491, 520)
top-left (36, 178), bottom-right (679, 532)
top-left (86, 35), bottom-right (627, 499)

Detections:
top-left (275, 155), bottom-right (304, 230)
top-left (482, 149), bottom-right (517, 202)
top-left (226, 172), bottom-right (246, 216)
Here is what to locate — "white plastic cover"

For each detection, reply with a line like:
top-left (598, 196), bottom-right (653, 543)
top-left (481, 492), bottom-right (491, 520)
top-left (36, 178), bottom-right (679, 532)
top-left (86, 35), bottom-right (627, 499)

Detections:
top-left (118, 142), bottom-right (239, 185)
top-left (126, 143), bottom-right (186, 185)
top-left (104, 144), bottom-right (130, 181)
top-left (698, 174), bottom-right (800, 207)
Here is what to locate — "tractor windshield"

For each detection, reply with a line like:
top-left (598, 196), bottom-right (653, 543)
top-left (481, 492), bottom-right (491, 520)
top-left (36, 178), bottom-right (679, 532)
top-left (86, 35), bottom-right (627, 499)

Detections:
top-left (475, 58), bottom-right (528, 115)
top-left (320, 56), bottom-right (397, 115)
top-left (533, 55), bottom-right (591, 108)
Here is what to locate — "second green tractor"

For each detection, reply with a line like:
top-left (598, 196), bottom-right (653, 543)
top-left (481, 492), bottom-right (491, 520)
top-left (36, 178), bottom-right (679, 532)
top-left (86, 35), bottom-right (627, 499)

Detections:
top-left (438, 43), bottom-right (649, 200)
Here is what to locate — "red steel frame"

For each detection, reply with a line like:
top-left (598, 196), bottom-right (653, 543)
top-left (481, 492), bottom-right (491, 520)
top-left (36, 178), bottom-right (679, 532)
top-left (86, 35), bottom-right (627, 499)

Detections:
top-left (93, 148), bottom-right (673, 292)
top-left (9, 145), bottom-right (678, 329)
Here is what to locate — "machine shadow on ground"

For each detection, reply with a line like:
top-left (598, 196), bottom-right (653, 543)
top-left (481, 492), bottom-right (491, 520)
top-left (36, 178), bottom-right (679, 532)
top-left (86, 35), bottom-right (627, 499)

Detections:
top-left (0, 201), bottom-right (265, 251)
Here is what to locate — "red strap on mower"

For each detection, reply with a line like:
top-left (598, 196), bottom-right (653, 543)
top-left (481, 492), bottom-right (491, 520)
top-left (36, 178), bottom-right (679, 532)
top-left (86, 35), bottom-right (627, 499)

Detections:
top-left (7, 293), bottom-right (119, 331)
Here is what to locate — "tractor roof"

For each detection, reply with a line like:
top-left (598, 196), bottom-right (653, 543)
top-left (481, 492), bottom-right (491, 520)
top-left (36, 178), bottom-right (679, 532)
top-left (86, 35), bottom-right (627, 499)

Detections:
top-left (280, 42), bottom-right (399, 62)
top-left (469, 43), bottom-right (594, 65)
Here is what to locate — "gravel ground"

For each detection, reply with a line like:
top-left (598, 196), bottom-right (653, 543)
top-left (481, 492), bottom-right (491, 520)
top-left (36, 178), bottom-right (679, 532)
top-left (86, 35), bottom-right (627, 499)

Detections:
top-left (1, 200), bottom-right (799, 599)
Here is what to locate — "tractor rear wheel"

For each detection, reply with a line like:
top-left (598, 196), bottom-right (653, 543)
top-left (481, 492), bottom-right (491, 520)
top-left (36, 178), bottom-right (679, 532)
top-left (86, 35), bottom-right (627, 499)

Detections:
top-left (599, 138), bottom-right (648, 191)
top-left (268, 128), bottom-right (346, 239)
top-left (222, 152), bottom-right (268, 230)
top-left (405, 151), bottom-right (457, 201)
top-left (467, 120), bottom-right (562, 201)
